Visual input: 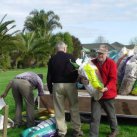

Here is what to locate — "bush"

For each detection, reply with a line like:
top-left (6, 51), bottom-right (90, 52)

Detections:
top-left (0, 54), bottom-right (11, 70)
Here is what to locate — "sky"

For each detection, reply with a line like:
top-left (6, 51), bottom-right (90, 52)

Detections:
top-left (0, 0), bottom-right (137, 45)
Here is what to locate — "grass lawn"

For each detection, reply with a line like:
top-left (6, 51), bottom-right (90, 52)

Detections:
top-left (0, 67), bottom-right (137, 137)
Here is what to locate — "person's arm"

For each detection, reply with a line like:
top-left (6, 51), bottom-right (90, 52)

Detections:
top-left (0, 80), bottom-right (13, 98)
top-left (40, 96), bottom-right (54, 114)
top-left (36, 74), bottom-right (54, 114)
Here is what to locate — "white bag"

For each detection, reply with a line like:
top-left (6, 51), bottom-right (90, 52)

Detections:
top-left (0, 114), bottom-right (14, 130)
top-left (0, 98), bottom-right (14, 129)
top-left (0, 98), bottom-right (6, 110)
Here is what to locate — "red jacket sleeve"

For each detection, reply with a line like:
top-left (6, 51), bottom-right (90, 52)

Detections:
top-left (106, 60), bottom-right (117, 90)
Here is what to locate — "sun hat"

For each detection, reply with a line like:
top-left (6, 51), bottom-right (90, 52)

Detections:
top-left (96, 44), bottom-right (109, 54)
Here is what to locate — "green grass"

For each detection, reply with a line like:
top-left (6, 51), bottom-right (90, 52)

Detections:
top-left (0, 68), bottom-right (137, 137)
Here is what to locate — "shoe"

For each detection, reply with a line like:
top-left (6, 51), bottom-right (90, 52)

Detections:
top-left (56, 132), bottom-right (65, 137)
top-left (57, 134), bottom-right (65, 137)
top-left (13, 124), bottom-right (20, 128)
top-left (107, 131), bottom-right (119, 137)
top-left (72, 130), bottom-right (84, 137)
top-left (13, 121), bottom-right (27, 128)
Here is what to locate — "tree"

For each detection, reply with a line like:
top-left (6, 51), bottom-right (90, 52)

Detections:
top-left (16, 32), bottom-right (36, 67)
top-left (22, 9), bottom-right (62, 67)
top-left (23, 9), bottom-right (62, 37)
top-left (0, 14), bottom-right (19, 69)
top-left (95, 35), bottom-right (108, 43)
top-left (0, 15), bottom-right (18, 52)
top-left (52, 32), bottom-right (74, 53)
top-left (14, 32), bottom-right (55, 68)
top-left (130, 37), bottom-right (137, 46)
top-left (72, 36), bottom-right (82, 59)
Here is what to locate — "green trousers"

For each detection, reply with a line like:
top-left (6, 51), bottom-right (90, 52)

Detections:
top-left (12, 79), bottom-right (34, 127)
top-left (53, 83), bottom-right (81, 135)
top-left (90, 98), bottom-right (118, 137)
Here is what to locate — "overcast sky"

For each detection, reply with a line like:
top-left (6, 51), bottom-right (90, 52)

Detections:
top-left (0, 0), bottom-right (137, 45)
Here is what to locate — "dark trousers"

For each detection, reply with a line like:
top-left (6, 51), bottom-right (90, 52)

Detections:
top-left (12, 79), bottom-right (35, 127)
top-left (90, 98), bottom-right (118, 137)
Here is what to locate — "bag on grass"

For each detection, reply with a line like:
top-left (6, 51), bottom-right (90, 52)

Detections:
top-left (21, 117), bottom-right (56, 137)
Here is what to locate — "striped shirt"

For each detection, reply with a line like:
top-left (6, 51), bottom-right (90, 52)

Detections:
top-left (15, 72), bottom-right (44, 96)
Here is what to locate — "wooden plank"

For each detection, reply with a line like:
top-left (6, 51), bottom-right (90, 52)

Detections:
top-left (39, 90), bottom-right (137, 117)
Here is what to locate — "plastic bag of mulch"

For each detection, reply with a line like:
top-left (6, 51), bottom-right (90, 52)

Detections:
top-left (117, 55), bottom-right (133, 89)
top-left (118, 77), bottom-right (136, 95)
top-left (21, 117), bottom-right (57, 137)
top-left (78, 59), bottom-right (104, 100)
top-left (131, 80), bottom-right (137, 95)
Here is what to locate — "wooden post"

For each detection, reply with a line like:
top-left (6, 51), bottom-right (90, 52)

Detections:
top-left (2, 105), bottom-right (8, 137)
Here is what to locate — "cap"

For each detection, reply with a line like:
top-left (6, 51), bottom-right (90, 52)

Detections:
top-left (96, 44), bottom-right (108, 54)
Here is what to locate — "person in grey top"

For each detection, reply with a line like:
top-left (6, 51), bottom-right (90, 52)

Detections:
top-left (0, 72), bottom-right (52, 128)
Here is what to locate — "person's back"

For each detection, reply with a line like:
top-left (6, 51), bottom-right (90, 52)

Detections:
top-left (49, 51), bottom-right (78, 83)
top-left (47, 41), bottom-right (83, 137)
top-left (47, 41), bottom-right (78, 93)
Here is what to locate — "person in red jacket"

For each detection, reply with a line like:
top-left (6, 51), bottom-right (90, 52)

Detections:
top-left (82, 44), bottom-right (118, 137)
